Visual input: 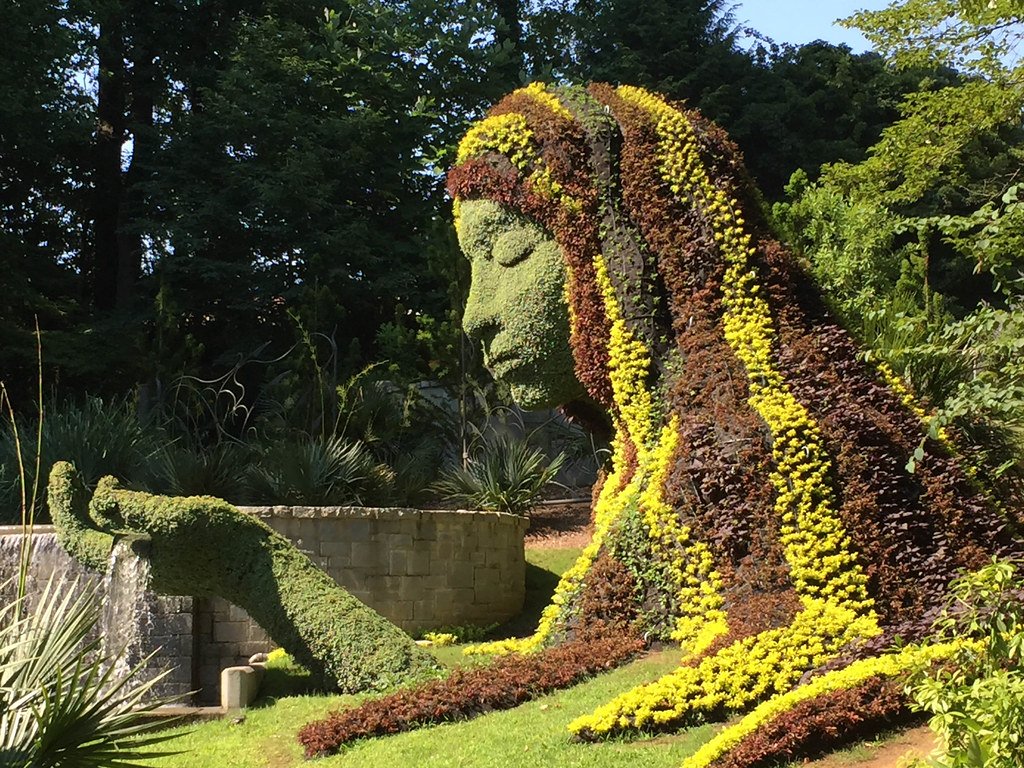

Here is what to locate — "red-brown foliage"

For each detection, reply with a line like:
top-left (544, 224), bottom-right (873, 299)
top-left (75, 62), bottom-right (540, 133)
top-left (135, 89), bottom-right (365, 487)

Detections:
top-left (297, 631), bottom-right (645, 758)
top-left (716, 676), bottom-right (916, 768)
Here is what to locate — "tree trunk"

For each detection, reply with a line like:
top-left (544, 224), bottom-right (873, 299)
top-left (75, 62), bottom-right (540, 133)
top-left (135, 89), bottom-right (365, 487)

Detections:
top-left (91, 6), bottom-right (127, 311)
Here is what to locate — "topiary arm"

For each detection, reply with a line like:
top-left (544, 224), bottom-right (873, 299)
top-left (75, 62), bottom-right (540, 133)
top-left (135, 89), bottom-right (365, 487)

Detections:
top-left (47, 460), bottom-right (116, 570)
top-left (48, 462), bottom-right (437, 692)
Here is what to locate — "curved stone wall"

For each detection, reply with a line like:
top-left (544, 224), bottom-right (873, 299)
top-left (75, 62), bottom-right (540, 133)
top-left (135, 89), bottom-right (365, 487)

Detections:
top-left (1, 507), bottom-right (527, 703)
top-left (240, 505), bottom-right (529, 632)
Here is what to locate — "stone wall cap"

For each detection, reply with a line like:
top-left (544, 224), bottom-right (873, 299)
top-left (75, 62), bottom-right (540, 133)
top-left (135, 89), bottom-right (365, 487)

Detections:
top-left (0, 525), bottom-right (57, 536)
top-left (236, 505), bottom-right (528, 526)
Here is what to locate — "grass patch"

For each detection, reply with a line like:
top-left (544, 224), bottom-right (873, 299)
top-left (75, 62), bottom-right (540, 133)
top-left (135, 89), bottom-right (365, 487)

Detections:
top-left (489, 547), bottom-right (581, 639)
top-left (136, 544), bottom-right (614, 767)
top-left (137, 649), bottom-right (716, 768)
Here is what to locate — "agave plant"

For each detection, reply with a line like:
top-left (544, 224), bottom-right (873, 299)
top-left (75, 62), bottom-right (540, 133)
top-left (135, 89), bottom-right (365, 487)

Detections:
top-left (432, 434), bottom-right (565, 516)
top-left (0, 397), bottom-right (162, 523)
top-left (154, 440), bottom-right (251, 501)
top-left (245, 435), bottom-right (393, 506)
top-left (0, 577), bottom-right (182, 767)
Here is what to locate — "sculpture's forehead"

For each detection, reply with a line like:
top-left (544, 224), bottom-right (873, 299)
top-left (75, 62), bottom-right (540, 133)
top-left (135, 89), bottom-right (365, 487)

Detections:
top-left (457, 199), bottom-right (546, 253)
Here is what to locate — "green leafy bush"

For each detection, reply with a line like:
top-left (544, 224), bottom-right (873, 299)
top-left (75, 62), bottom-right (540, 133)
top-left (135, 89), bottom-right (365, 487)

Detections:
top-left (260, 647), bottom-right (316, 699)
top-left (432, 433), bottom-right (565, 516)
top-left (49, 461), bottom-right (437, 692)
top-left (244, 435), bottom-right (392, 506)
top-left (154, 440), bottom-right (251, 501)
top-left (907, 559), bottom-right (1024, 767)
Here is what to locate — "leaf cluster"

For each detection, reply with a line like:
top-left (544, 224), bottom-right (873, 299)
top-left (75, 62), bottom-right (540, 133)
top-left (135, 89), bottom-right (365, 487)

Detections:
top-left (907, 559), bottom-right (1024, 767)
top-left (432, 433), bottom-right (565, 516)
top-left (0, 577), bottom-right (183, 767)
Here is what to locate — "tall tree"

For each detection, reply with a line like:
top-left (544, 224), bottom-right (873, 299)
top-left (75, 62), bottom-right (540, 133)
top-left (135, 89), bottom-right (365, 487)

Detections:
top-left (775, 0), bottom-right (1024, 499)
top-left (0, 1), bottom-right (91, 399)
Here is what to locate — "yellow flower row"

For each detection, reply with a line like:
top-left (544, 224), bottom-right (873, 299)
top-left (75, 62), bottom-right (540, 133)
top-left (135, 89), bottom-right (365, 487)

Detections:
top-left (593, 244), bottom-right (727, 656)
top-left (876, 360), bottom-right (953, 445)
top-left (617, 84), bottom-right (872, 612)
top-left (464, 432), bottom-right (641, 655)
top-left (454, 85), bottom-right (582, 232)
top-left (683, 638), bottom-right (973, 768)
top-left (639, 418), bottom-right (728, 657)
top-left (569, 597), bottom-right (880, 736)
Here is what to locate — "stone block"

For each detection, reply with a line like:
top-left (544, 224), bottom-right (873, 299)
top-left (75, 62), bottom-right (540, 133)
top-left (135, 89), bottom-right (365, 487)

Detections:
top-left (407, 550), bottom-right (431, 576)
top-left (220, 664), bottom-right (265, 710)
top-left (388, 600), bottom-right (414, 622)
top-left (318, 539), bottom-right (352, 558)
top-left (228, 604), bottom-right (251, 622)
top-left (213, 621), bottom-right (249, 644)
top-left (389, 550), bottom-right (408, 576)
top-left (346, 520), bottom-right (374, 544)
top-left (155, 611), bottom-right (193, 635)
top-left (387, 533), bottom-right (414, 550)
top-left (351, 542), bottom-right (383, 570)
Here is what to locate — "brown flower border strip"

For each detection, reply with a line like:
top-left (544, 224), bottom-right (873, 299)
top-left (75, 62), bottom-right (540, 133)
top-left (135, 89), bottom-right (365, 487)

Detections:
top-left (297, 631), bottom-right (645, 758)
top-left (716, 676), bottom-right (915, 768)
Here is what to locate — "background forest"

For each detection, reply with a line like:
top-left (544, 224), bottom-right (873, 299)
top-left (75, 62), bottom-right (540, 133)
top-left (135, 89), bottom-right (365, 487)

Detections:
top-left (2, 0), bottom-right (1022, 519)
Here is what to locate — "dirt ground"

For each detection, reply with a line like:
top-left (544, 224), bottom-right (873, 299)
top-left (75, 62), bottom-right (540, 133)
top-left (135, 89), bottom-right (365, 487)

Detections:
top-left (523, 502), bottom-right (939, 768)
top-left (524, 498), bottom-right (593, 548)
top-left (804, 725), bottom-right (937, 768)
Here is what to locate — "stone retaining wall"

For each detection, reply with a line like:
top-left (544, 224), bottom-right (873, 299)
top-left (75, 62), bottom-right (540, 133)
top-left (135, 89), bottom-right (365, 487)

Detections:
top-left (0, 532), bottom-right (196, 703)
top-left (0, 506), bottom-right (527, 704)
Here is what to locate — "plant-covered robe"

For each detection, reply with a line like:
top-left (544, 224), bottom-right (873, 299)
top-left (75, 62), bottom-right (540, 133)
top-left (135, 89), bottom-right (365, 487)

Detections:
top-left (447, 83), bottom-right (1022, 764)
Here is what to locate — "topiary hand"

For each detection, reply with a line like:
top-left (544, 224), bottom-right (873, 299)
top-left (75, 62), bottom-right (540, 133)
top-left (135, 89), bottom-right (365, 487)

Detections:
top-left (47, 461), bottom-right (437, 692)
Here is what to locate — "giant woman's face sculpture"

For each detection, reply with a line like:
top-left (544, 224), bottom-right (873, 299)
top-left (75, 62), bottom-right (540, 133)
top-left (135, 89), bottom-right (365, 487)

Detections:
top-left (457, 199), bottom-right (583, 409)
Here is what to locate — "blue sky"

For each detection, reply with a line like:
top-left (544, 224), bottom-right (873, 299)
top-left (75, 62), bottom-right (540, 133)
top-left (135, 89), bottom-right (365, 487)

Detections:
top-left (731, 1), bottom-right (894, 51)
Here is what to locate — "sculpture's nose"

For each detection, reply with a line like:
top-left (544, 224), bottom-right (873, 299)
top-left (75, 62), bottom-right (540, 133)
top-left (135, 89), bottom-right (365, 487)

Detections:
top-left (462, 264), bottom-right (500, 344)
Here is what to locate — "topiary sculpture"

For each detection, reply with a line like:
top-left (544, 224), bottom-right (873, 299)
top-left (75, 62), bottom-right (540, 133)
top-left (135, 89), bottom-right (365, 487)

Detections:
top-left (444, 83), bottom-right (1024, 765)
top-left (47, 461), bottom-right (436, 693)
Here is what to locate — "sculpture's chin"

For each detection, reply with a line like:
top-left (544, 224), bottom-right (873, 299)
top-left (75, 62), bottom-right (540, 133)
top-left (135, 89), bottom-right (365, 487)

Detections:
top-left (509, 382), bottom-right (562, 410)
top-left (508, 376), bottom-right (584, 411)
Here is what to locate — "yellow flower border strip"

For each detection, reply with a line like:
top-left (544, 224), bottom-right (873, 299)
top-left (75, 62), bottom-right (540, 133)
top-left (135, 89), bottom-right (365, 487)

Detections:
top-left (464, 433), bottom-right (641, 655)
top-left (569, 598), bottom-right (879, 736)
top-left (682, 640), bottom-right (969, 768)
top-left (594, 246), bottom-right (727, 659)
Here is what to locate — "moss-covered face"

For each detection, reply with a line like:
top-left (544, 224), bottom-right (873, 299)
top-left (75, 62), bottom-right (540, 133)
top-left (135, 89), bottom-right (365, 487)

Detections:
top-left (458, 199), bottom-right (582, 409)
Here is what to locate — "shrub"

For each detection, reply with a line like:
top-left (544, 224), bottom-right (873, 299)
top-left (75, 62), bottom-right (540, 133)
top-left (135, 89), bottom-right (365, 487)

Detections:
top-left (906, 559), bottom-right (1024, 768)
top-left (244, 435), bottom-right (392, 506)
top-left (260, 648), bottom-right (316, 700)
top-left (153, 440), bottom-right (250, 501)
top-left (49, 462), bottom-right (438, 693)
top-left (432, 433), bottom-right (565, 515)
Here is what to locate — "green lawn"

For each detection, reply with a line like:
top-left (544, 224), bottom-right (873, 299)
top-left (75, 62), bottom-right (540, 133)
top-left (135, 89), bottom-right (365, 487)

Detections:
top-left (135, 547), bottom-right (720, 768)
top-left (139, 648), bottom-right (717, 768)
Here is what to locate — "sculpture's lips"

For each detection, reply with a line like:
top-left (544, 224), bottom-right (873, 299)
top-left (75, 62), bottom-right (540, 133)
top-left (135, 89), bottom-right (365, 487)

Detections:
top-left (486, 350), bottom-right (524, 376)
